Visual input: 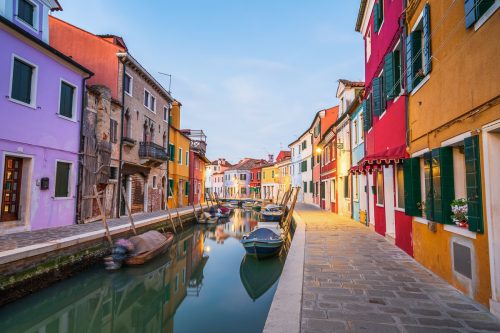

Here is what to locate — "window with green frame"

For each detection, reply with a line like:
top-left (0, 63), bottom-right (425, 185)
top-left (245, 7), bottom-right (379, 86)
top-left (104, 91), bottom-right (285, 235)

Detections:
top-left (55, 161), bottom-right (71, 198)
top-left (18, 0), bottom-right (35, 26)
top-left (168, 179), bottom-right (174, 197)
top-left (59, 81), bottom-right (75, 119)
top-left (168, 144), bottom-right (175, 161)
top-left (303, 181), bottom-right (307, 193)
top-left (373, 0), bottom-right (384, 33)
top-left (11, 58), bottom-right (34, 104)
top-left (185, 181), bottom-right (189, 196)
top-left (178, 148), bottom-right (182, 164)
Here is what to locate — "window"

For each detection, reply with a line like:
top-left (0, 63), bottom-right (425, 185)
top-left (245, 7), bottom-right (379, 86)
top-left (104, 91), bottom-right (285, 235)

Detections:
top-left (271, 170), bottom-right (274, 178)
top-left (152, 176), bottom-right (157, 189)
top-left (185, 181), bottom-right (189, 196)
top-left (344, 176), bottom-right (349, 199)
top-left (168, 144), bottom-right (175, 162)
top-left (168, 179), bottom-right (174, 197)
top-left (366, 29), bottom-right (372, 60)
top-left (314, 122), bottom-right (320, 137)
top-left (359, 114), bottom-right (365, 141)
top-left (376, 171), bottom-right (384, 205)
top-left (59, 81), bottom-right (76, 119)
top-left (396, 164), bottom-right (405, 209)
top-left (406, 4), bottom-right (431, 91)
top-left (163, 106), bottom-right (168, 122)
top-left (150, 95), bottom-right (156, 112)
top-left (109, 167), bottom-right (118, 180)
top-left (303, 181), bottom-right (307, 193)
top-left (309, 181), bottom-right (313, 194)
top-left (11, 57), bottom-right (35, 105)
top-left (331, 179), bottom-right (336, 202)
top-left (241, 188), bottom-right (247, 195)
top-left (17, 0), bottom-right (35, 27)
top-left (353, 175), bottom-right (359, 201)
top-left (110, 119), bottom-right (118, 143)
top-left (374, 0), bottom-right (384, 32)
top-left (465, 0), bottom-right (496, 29)
top-left (372, 75), bottom-right (384, 117)
top-left (124, 73), bottom-right (132, 95)
top-left (353, 120), bottom-right (359, 146)
top-left (384, 43), bottom-right (403, 100)
top-left (144, 90), bottom-right (150, 108)
top-left (186, 151), bottom-right (189, 166)
top-left (257, 172), bottom-right (261, 180)
top-left (178, 148), bottom-right (182, 164)
top-left (301, 140), bottom-right (307, 150)
top-left (55, 161), bottom-right (71, 198)
top-left (301, 160), bottom-right (307, 172)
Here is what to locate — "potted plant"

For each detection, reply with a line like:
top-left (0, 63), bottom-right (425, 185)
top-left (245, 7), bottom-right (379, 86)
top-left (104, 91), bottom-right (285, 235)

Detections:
top-left (451, 198), bottom-right (468, 228)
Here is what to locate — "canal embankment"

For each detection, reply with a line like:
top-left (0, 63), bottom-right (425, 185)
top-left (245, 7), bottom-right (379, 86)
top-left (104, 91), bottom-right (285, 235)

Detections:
top-left (0, 205), bottom-right (205, 306)
top-left (263, 210), bottom-right (305, 333)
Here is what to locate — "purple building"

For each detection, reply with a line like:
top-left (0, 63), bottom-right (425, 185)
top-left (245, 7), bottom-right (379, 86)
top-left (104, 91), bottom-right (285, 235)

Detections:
top-left (0, 0), bottom-right (92, 233)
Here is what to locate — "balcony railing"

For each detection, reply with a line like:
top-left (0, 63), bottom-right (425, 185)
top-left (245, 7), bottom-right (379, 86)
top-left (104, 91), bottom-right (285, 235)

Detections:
top-left (139, 141), bottom-right (168, 161)
top-left (190, 140), bottom-right (207, 155)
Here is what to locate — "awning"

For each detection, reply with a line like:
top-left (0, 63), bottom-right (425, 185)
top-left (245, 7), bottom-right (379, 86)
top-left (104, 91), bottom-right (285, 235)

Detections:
top-left (350, 145), bottom-right (408, 174)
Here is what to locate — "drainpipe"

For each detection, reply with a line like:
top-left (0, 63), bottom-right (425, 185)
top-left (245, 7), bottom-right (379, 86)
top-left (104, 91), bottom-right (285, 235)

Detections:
top-left (402, 10), bottom-right (410, 149)
top-left (76, 73), bottom-right (93, 225)
top-left (117, 60), bottom-right (126, 217)
top-left (166, 104), bottom-right (171, 207)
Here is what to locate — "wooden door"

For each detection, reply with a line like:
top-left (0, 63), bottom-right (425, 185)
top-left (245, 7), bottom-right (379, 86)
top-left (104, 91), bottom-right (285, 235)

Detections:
top-left (1, 157), bottom-right (23, 222)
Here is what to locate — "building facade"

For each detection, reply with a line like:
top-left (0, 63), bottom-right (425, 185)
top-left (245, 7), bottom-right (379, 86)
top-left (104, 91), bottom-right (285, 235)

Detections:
top-left (0, 0), bottom-right (92, 232)
top-left (261, 163), bottom-right (277, 201)
top-left (205, 158), bottom-right (231, 196)
top-left (402, 0), bottom-right (499, 309)
top-left (182, 130), bottom-right (208, 206)
top-left (289, 130), bottom-right (313, 204)
top-left (289, 141), bottom-right (303, 201)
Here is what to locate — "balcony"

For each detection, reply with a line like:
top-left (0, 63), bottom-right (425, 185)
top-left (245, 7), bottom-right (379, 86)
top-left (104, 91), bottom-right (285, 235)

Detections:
top-left (139, 141), bottom-right (168, 164)
top-left (122, 136), bottom-right (137, 147)
top-left (182, 129), bottom-right (207, 156)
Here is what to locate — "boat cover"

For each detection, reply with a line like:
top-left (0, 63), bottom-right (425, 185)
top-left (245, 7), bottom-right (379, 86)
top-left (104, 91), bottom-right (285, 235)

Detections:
top-left (245, 228), bottom-right (281, 241)
top-left (129, 231), bottom-right (167, 255)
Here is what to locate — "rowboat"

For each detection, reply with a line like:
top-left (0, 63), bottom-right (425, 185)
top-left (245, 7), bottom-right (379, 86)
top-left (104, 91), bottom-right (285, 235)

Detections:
top-left (241, 228), bottom-right (284, 259)
top-left (125, 231), bottom-right (175, 265)
top-left (260, 204), bottom-right (283, 222)
top-left (198, 212), bottom-right (219, 224)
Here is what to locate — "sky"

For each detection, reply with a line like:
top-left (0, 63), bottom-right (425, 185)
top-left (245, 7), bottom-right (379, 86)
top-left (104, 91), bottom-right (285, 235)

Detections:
top-left (54, 1), bottom-right (364, 164)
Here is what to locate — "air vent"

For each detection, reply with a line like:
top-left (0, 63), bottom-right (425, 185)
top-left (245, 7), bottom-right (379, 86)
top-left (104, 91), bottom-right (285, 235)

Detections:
top-left (453, 241), bottom-right (472, 279)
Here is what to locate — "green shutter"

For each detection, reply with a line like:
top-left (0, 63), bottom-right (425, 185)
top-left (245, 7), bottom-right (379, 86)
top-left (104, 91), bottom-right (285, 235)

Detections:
top-left (423, 152), bottom-right (434, 220)
top-left (12, 59), bottom-right (32, 104)
top-left (412, 30), bottom-right (423, 87)
top-left (431, 149), bottom-right (443, 222)
top-left (168, 179), bottom-right (174, 196)
top-left (55, 162), bottom-right (70, 197)
top-left (309, 181), bottom-right (313, 194)
top-left (362, 100), bottom-right (370, 132)
top-left (374, 2), bottom-right (380, 32)
top-left (185, 181), bottom-right (190, 196)
top-left (303, 181), bottom-right (307, 193)
top-left (423, 4), bottom-right (432, 75)
top-left (464, 136), bottom-right (484, 233)
top-left (405, 34), bottom-right (413, 92)
top-left (384, 52), bottom-right (395, 99)
top-left (403, 158), bottom-right (422, 216)
top-left (59, 82), bottom-right (74, 118)
top-left (169, 144), bottom-right (175, 161)
top-left (372, 77), bottom-right (382, 116)
top-left (439, 147), bottom-right (455, 224)
top-left (311, 156), bottom-right (314, 168)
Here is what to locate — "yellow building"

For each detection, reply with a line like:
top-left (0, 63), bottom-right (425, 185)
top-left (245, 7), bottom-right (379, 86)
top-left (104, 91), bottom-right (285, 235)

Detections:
top-left (168, 101), bottom-right (191, 208)
top-left (261, 164), bottom-right (277, 201)
top-left (404, 0), bottom-right (499, 309)
top-left (275, 157), bottom-right (292, 199)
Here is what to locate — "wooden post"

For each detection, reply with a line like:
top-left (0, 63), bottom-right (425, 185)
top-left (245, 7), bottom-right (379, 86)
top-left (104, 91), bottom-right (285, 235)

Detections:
top-left (121, 185), bottom-right (137, 235)
top-left (94, 185), bottom-right (113, 246)
top-left (165, 187), bottom-right (177, 234)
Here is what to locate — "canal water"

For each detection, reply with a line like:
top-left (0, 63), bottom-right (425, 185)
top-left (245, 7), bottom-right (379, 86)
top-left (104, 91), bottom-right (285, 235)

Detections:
top-left (0, 209), bottom-right (289, 333)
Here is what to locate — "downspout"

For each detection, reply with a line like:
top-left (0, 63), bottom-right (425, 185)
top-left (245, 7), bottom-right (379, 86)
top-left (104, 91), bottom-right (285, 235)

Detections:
top-left (117, 60), bottom-right (126, 217)
top-left (166, 103), bottom-right (171, 206)
top-left (76, 73), bottom-right (93, 224)
top-left (403, 8), bottom-right (410, 149)
top-left (349, 115), bottom-right (354, 219)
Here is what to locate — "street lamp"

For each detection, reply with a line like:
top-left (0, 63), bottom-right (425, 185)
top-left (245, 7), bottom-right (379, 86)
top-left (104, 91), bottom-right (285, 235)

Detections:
top-left (315, 147), bottom-right (323, 155)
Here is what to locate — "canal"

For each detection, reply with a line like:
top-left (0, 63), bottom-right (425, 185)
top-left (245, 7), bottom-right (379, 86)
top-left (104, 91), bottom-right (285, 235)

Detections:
top-left (0, 209), bottom-right (289, 333)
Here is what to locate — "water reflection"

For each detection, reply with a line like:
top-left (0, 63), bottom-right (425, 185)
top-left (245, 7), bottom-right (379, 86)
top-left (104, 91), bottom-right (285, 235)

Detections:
top-left (0, 228), bottom-right (207, 333)
top-left (0, 210), bottom-right (287, 333)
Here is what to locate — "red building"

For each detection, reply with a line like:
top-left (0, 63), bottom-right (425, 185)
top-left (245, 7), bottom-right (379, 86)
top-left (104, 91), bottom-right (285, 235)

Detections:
top-left (318, 106), bottom-right (339, 211)
top-left (356, 0), bottom-right (412, 255)
top-left (182, 130), bottom-right (209, 206)
top-left (249, 160), bottom-right (270, 199)
top-left (311, 107), bottom-right (338, 207)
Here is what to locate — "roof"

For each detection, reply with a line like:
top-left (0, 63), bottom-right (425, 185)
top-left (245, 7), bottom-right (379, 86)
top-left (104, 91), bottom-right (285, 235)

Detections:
top-left (355, 0), bottom-right (368, 32)
top-left (226, 158), bottom-right (268, 171)
top-left (276, 150), bottom-right (291, 162)
top-left (117, 52), bottom-right (173, 102)
top-left (0, 16), bottom-right (93, 76)
top-left (288, 110), bottom-right (322, 147)
top-left (338, 79), bottom-right (365, 88)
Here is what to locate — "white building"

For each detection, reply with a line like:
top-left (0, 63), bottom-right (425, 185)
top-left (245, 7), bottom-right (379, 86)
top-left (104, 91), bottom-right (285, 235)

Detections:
top-left (205, 158), bottom-right (231, 195)
top-left (336, 79), bottom-right (364, 217)
top-left (289, 130), bottom-right (313, 204)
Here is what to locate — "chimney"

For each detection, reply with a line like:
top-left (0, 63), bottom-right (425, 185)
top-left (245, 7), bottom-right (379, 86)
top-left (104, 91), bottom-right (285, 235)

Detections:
top-left (268, 154), bottom-right (274, 163)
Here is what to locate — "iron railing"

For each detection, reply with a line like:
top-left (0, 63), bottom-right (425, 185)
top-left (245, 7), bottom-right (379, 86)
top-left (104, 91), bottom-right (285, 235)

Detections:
top-left (139, 141), bottom-right (168, 161)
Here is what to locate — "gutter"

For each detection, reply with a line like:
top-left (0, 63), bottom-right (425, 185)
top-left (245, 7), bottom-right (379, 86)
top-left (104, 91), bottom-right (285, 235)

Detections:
top-left (75, 73), bottom-right (93, 224)
top-left (117, 60), bottom-right (126, 217)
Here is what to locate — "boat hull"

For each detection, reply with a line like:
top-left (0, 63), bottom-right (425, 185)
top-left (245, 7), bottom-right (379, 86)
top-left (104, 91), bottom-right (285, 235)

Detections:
top-left (125, 233), bottom-right (174, 265)
top-left (242, 240), bottom-right (283, 259)
top-left (260, 212), bottom-right (282, 222)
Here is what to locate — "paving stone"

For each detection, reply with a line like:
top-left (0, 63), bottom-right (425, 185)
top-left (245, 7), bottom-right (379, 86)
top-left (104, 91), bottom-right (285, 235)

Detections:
top-left (296, 204), bottom-right (500, 333)
top-left (416, 318), bottom-right (464, 328)
top-left (464, 320), bottom-right (500, 331)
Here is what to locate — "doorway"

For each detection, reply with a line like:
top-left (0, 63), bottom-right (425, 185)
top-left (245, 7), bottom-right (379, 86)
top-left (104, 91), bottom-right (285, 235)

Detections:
top-left (1, 157), bottom-right (23, 222)
top-left (484, 124), bottom-right (500, 318)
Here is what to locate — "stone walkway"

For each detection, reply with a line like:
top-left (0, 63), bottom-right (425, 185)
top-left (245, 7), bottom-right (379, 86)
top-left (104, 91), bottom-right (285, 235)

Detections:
top-left (296, 204), bottom-right (500, 333)
top-left (0, 206), bottom-right (195, 252)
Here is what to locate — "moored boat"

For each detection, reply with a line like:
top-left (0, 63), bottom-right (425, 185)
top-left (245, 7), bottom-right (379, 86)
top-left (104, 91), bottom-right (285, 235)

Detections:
top-left (241, 228), bottom-right (284, 259)
top-left (260, 204), bottom-right (283, 222)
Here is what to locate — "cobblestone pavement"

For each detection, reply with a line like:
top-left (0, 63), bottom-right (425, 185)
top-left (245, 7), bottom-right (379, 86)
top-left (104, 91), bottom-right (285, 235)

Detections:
top-left (296, 204), bottom-right (500, 333)
top-left (0, 207), bottom-right (195, 252)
